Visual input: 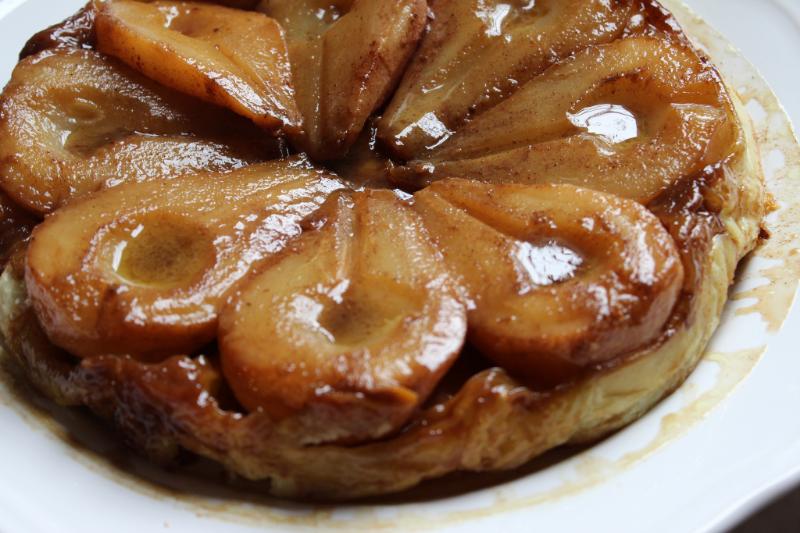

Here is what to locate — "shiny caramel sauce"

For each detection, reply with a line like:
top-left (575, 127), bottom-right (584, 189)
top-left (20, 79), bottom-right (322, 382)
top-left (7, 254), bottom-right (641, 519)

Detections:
top-left (108, 217), bottom-right (216, 288)
top-left (567, 103), bottom-right (639, 144)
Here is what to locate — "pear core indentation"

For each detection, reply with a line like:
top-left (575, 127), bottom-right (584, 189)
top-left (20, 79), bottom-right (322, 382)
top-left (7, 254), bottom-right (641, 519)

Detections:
top-left (314, 281), bottom-right (421, 347)
top-left (110, 216), bottom-right (215, 288)
top-left (53, 91), bottom-right (134, 156)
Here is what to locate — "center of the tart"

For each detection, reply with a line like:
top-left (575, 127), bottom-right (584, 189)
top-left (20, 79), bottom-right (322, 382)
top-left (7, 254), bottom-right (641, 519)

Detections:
top-left (109, 216), bottom-right (216, 288)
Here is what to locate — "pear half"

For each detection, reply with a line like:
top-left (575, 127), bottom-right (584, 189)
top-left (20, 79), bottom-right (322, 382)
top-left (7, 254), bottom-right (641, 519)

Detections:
top-left (219, 189), bottom-right (467, 444)
top-left (377, 0), bottom-right (635, 160)
top-left (0, 49), bottom-right (275, 215)
top-left (261, 0), bottom-right (427, 160)
top-left (95, 0), bottom-right (301, 134)
top-left (397, 36), bottom-right (739, 204)
top-left (25, 158), bottom-right (346, 360)
top-left (413, 179), bottom-right (684, 387)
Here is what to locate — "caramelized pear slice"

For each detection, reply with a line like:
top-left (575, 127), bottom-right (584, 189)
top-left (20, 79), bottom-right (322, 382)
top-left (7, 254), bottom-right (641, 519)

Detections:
top-left (95, 0), bottom-right (301, 133)
top-left (400, 37), bottom-right (739, 203)
top-left (25, 159), bottom-right (346, 360)
top-left (0, 49), bottom-right (274, 215)
top-left (377, 0), bottom-right (633, 160)
top-left (413, 179), bottom-right (684, 387)
top-left (219, 190), bottom-right (466, 444)
top-left (261, 0), bottom-right (426, 159)
top-left (20, 0), bottom-right (262, 60)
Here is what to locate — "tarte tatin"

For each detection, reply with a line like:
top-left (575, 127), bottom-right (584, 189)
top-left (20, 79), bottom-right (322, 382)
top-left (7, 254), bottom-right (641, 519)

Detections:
top-left (0, 0), bottom-right (766, 499)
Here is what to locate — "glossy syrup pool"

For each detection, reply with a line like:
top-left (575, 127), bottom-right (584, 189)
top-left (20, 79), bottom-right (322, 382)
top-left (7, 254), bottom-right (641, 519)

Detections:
top-left (567, 103), bottom-right (639, 144)
top-left (109, 216), bottom-right (216, 288)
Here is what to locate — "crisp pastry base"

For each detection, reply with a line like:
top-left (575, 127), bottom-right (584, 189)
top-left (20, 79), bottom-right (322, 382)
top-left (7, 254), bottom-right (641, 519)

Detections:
top-left (0, 86), bottom-right (765, 499)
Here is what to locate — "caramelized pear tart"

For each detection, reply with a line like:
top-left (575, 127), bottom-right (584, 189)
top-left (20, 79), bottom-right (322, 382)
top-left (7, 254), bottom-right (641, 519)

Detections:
top-left (0, 0), bottom-right (765, 499)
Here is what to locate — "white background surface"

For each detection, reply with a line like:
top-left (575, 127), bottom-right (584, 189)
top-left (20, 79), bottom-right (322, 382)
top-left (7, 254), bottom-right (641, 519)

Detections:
top-left (0, 1), bottom-right (797, 532)
top-left (681, 1), bottom-right (800, 530)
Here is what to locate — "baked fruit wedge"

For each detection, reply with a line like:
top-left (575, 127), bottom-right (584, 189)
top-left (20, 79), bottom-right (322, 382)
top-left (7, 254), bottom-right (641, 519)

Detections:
top-left (95, 0), bottom-right (301, 134)
top-left (25, 159), bottom-right (345, 360)
top-left (19, 0), bottom-right (263, 61)
top-left (413, 179), bottom-right (684, 386)
top-left (0, 49), bottom-right (273, 214)
top-left (261, 0), bottom-right (426, 159)
top-left (377, 0), bottom-right (634, 159)
top-left (396, 37), bottom-right (739, 203)
top-left (220, 189), bottom-right (466, 444)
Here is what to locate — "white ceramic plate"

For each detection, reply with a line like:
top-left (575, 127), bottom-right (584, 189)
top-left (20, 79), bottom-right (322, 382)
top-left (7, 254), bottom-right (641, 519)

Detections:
top-left (0, 1), bottom-right (798, 532)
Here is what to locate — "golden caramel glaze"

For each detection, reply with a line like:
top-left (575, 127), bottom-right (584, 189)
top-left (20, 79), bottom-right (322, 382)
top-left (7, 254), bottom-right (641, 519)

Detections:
top-left (94, 0), bottom-right (302, 133)
top-left (397, 37), bottom-right (738, 204)
top-left (0, 49), bottom-right (275, 214)
top-left (24, 159), bottom-right (346, 360)
top-left (219, 190), bottom-right (467, 445)
top-left (413, 179), bottom-right (684, 387)
top-left (260, 0), bottom-right (426, 160)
